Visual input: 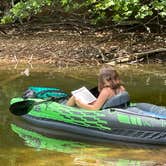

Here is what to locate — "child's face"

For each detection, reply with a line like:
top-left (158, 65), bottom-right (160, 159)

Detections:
top-left (98, 79), bottom-right (110, 92)
top-left (103, 79), bottom-right (110, 87)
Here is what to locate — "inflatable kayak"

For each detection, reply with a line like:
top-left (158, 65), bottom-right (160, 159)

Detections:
top-left (9, 86), bottom-right (166, 145)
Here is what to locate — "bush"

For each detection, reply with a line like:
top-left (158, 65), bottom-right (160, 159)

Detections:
top-left (1, 0), bottom-right (166, 26)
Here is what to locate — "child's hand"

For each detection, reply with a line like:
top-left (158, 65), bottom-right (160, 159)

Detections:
top-left (75, 98), bottom-right (84, 108)
top-left (66, 95), bottom-right (76, 106)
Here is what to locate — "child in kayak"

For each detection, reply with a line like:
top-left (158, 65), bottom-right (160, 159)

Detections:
top-left (66, 66), bottom-right (127, 110)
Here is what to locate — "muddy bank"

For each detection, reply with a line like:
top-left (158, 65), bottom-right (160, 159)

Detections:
top-left (0, 23), bottom-right (166, 66)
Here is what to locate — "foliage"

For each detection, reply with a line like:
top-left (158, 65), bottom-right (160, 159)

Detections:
top-left (1, 0), bottom-right (166, 25)
top-left (1, 0), bottom-right (52, 24)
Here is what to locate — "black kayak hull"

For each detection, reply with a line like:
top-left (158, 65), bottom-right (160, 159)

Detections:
top-left (21, 113), bottom-right (166, 145)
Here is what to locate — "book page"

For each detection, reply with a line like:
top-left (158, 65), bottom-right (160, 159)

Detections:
top-left (71, 87), bottom-right (97, 104)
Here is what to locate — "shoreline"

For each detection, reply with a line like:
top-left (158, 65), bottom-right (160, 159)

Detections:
top-left (0, 27), bottom-right (166, 66)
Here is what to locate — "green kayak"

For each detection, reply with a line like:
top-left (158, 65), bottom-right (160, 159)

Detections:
top-left (9, 86), bottom-right (166, 145)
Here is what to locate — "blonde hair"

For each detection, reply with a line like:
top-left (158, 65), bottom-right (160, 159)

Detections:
top-left (98, 66), bottom-right (121, 93)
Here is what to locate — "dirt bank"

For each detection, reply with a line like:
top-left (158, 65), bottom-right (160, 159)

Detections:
top-left (0, 23), bottom-right (166, 67)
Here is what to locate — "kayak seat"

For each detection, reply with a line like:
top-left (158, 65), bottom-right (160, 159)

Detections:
top-left (102, 91), bottom-right (130, 109)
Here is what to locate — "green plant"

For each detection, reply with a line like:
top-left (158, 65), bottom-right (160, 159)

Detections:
top-left (1, 0), bottom-right (166, 25)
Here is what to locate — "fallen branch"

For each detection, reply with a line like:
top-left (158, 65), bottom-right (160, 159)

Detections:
top-left (134, 48), bottom-right (166, 58)
top-left (107, 48), bottom-right (166, 64)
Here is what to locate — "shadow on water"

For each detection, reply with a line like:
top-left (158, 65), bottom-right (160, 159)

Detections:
top-left (0, 64), bottom-right (166, 165)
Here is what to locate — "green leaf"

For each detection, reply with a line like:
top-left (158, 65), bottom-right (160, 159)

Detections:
top-left (159, 11), bottom-right (166, 17)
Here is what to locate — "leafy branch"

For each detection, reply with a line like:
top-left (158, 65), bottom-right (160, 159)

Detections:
top-left (1, 0), bottom-right (166, 28)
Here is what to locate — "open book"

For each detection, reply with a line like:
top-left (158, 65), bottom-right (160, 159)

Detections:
top-left (71, 86), bottom-right (97, 104)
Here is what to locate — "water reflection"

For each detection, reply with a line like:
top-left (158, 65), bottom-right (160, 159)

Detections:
top-left (10, 122), bottom-right (158, 166)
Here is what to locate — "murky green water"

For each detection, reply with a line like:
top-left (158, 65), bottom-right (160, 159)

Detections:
top-left (0, 63), bottom-right (166, 166)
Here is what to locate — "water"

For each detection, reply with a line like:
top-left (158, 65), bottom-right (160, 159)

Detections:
top-left (0, 63), bottom-right (166, 165)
